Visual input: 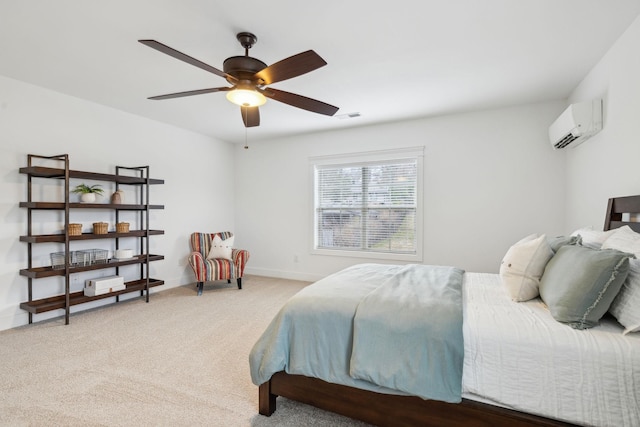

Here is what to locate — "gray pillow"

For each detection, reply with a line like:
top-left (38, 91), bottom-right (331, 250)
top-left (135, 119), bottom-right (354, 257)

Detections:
top-left (609, 258), bottom-right (640, 334)
top-left (547, 235), bottom-right (581, 253)
top-left (539, 245), bottom-right (631, 329)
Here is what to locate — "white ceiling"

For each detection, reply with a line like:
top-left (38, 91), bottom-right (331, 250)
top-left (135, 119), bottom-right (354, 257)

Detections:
top-left (1, 1), bottom-right (639, 144)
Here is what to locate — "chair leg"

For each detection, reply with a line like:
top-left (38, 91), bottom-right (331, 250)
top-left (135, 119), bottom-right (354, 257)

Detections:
top-left (237, 278), bottom-right (242, 290)
top-left (227, 279), bottom-right (231, 284)
top-left (197, 282), bottom-right (203, 296)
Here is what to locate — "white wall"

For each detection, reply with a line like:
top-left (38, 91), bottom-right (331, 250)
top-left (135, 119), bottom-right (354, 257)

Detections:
top-left (565, 15), bottom-right (640, 231)
top-left (0, 75), bottom-right (235, 330)
top-left (13, 14), bottom-right (633, 329)
top-left (235, 101), bottom-right (567, 281)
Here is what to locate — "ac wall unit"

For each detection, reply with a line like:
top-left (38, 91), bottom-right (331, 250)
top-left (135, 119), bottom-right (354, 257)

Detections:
top-left (548, 99), bottom-right (603, 149)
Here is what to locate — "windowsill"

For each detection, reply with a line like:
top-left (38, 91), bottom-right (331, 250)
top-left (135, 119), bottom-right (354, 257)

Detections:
top-left (311, 248), bottom-right (423, 263)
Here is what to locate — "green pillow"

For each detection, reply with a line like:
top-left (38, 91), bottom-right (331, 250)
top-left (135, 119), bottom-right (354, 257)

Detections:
top-left (539, 245), bottom-right (631, 329)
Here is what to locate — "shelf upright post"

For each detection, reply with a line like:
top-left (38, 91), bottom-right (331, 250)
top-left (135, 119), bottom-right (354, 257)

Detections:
top-left (26, 155), bottom-right (34, 324)
top-left (115, 165), bottom-right (152, 303)
top-left (115, 166), bottom-right (122, 303)
top-left (133, 165), bottom-right (151, 303)
top-left (138, 167), bottom-right (145, 299)
top-left (63, 154), bottom-right (70, 325)
top-left (144, 166), bottom-right (150, 303)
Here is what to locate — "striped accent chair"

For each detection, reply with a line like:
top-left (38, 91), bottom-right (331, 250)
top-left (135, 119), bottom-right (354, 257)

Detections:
top-left (188, 232), bottom-right (250, 296)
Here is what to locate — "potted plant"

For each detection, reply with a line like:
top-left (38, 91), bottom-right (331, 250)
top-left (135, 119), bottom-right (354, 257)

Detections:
top-left (71, 184), bottom-right (104, 203)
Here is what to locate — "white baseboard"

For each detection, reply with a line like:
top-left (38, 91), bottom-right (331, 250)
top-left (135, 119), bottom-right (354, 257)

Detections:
top-left (0, 309), bottom-right (29, 332)
top-left (244, 267), bottom-right (323, 283)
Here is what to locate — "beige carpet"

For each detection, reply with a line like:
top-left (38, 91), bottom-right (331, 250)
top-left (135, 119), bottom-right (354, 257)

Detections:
top-left (0, 276), bottom-right (371, 427)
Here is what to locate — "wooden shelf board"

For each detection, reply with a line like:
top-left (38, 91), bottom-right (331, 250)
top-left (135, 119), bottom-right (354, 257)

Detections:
top-left (19, 202), bottom-right (164, 210)
top-left (20, 254), bottom-right (164, 278)
top-left (19, 166), bottom-right (164, 185)
top-left (20, 278), bottom-right (164, 314)
top-left (20, 230), bottom-right (164, 243)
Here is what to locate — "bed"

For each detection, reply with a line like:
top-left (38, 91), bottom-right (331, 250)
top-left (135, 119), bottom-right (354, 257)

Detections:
top-left (250, 195), bottom-right (640, 427)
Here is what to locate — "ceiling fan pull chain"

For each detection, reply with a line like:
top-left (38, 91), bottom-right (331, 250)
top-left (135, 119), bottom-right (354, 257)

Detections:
top-left (242, 106), bottom-right (249, 149)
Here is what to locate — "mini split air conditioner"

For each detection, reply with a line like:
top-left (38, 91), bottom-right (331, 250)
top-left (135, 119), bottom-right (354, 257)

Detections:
top-left (548, 99), bottom-right (603, 149)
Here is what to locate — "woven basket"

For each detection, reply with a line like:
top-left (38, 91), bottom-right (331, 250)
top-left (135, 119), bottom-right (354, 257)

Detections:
top-left (68, 223), bottom-right (82, 236)
top-left (116, 222), bottom-right (130, 233)
top-left (92, 222), bottom-right (108, 235)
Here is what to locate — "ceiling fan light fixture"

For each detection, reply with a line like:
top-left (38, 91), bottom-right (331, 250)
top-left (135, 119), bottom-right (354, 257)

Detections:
top-left (226, 89), bottom-right (266, 107)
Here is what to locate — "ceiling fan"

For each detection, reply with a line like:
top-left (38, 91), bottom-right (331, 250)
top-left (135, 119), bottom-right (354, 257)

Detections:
top-left (138, 32), bottom-right (339, 128)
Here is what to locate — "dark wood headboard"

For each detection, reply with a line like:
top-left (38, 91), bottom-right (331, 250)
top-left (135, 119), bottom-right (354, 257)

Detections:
top-left (604, 195), bottom-right (640, 232)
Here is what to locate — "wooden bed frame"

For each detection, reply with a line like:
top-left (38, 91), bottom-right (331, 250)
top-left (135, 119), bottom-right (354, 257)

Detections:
top-left (259, 372), bottom-right (575, 426)
top-left (256, 195), bottom-right (640, 427)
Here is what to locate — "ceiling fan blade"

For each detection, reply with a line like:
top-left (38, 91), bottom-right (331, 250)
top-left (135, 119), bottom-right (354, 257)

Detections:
top-left (241, 106), bottom-right (260, 127)
top-left (261, 88), bottom-right (339, 116)
top-left (138, 39), bottom-right (236, 82)
top-left (254, 50), bottom-right (327, 85)
top-left (148, 87), bottom-right (230, 100)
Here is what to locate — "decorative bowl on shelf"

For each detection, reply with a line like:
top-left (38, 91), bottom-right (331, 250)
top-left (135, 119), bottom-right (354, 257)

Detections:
top-left (114, 249), bottom-right (134, 260)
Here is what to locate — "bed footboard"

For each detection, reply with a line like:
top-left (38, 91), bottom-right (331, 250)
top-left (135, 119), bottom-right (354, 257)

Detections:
top-left (259, 371), bottom-right (576, 427)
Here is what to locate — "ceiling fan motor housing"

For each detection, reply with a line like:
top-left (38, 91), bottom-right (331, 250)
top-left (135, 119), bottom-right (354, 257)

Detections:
top-left (223, 56), bottom-right (268, 85)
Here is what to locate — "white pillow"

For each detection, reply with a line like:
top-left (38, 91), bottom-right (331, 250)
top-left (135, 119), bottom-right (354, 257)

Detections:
top-left (609, 258), bottom-right (640, 334)
top-left (207, 235), bottom-right (234, 260)
top-left (571, 226), bottom-right (618, 249)
top-left (601, 225), bottom-right (640, 257)
top-left (500, 234), bottom-right (553, 302)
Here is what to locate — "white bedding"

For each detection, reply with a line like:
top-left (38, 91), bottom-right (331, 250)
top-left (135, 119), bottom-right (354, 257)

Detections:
top-left (463, 272), bottom-right (640, 427)
top-left (251, 265), bottom-right (640, 427)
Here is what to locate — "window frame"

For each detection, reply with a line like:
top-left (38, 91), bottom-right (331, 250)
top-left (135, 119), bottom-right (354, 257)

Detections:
top-left (310, 147), bottom-right (424, 262)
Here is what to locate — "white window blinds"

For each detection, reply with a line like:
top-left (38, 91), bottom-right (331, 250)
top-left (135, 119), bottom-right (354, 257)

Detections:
top-left (314, 157), bottom-right (418, 255)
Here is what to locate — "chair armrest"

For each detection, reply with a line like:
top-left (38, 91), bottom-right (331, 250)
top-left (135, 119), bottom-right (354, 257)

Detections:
top-left (232, 249), bottom-right (250, 265)
top-left (188, 251), bottom-right (206, 280)
top-left (232, 249), bottom-right (250, 276)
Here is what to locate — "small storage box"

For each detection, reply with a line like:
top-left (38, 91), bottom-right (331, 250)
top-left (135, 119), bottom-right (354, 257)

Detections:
top-left (93, 222), bottom-right (108, 234)
top-left (67, 223), bottom-right (82, 236)
top-left (84, 275), bottom-right (125, 296)
top-left (116, 222), bottom-right (130, 233)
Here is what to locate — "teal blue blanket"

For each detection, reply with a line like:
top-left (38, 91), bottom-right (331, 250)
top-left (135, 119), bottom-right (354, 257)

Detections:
top-left (349, 264), bottom-right (464, 402)
top-left (249, 263), bottom-right (465, 402)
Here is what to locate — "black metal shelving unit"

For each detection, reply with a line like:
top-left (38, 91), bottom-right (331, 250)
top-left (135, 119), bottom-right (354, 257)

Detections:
top-left (19, 154), bottom-right (165, 325)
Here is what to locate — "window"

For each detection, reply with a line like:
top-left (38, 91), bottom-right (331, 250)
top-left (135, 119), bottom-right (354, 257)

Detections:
top-left (311, 147), bottom-right (423, 261)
